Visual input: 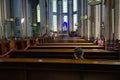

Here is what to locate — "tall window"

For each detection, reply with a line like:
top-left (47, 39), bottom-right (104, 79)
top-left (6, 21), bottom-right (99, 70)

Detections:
top-left (63, 0), bottom-right (68, 13)
top-left (73, 0), bottom-right (77, 12)
top-left (73, 0), bottom-right (78, 31)
top-left (37, 4), bottom-right (40, 22)
top-left (52, 0), bottom-right (57, 31)
top-left (63, 0), bottom-right (68, 31)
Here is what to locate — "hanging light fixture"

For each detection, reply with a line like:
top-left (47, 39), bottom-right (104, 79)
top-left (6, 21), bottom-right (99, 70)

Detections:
top-left (88, 0), bottom-right (102, 5)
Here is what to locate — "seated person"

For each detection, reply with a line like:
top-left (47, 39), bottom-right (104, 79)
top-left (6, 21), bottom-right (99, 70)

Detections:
top-left (43, 33), bottom-right (48, 38)
top-left (74, 47), bottom-right (84, 59)
top-left (52, 32), bottom-right (58, 39)
top-left (48, 30), bottom-right (53, 38)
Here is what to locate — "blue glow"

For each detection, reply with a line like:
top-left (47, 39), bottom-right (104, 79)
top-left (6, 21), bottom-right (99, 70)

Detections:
top-left (62, 22), bottom-right (68, 31)
top-left (63, 22), bottom-right (67, 27)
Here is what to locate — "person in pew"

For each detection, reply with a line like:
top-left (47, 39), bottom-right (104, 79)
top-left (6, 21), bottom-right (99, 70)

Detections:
top-left (53, 32), bottom-right (58, 39)
top-left (35, 37), bottom-right (39, 45)
top-left (94, 37), bottom-right (104, 46)
top-left (43, 33), bottom-right (48, 38)
top-left (49, 30), bottom-right (53, 38)
top-left (115, 39), bottom-right (119, 49)
top-left (74, 47), bottom-right (84, 59)
top-left (43, 33), bottom-right (49, 43)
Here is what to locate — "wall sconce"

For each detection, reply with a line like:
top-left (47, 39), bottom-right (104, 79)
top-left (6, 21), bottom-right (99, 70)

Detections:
top-left (6, 18), bottom-right (14, 22)
top-left (88, 0), bottom-right (102, 5)
top-left (33, 23), bottom-right (37, 27)
top-left (81, 15), bottom-right (88, 20)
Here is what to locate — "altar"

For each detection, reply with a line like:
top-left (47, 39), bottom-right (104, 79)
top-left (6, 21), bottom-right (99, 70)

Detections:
top-left (57, 31), bottom-right (69, 38)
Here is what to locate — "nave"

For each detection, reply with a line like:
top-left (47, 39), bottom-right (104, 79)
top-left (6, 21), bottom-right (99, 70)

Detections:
top-left (0, 0), bottom-right (120, 80)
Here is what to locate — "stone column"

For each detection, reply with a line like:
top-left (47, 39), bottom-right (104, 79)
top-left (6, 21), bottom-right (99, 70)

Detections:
top-left (114, 0), bottom-right (119, 40)
top-left (99, 4), bottom-right (102, 38)
top-left (12, 0), bottom-right (22, 37)
top-left (101, 1), bottom-right (105, 38)
top-left (68, 0), bottom-right (73, 32)
top-left (46, 0), bottom-right (49, 34)
top-left (118, 0), bottom-right (120, 40)
top-left (90, 6), bottom-right (95, 40)
top-left (0, 0), bottom-right (7, 39)
top-left (3, 0), bottom-right (7, 38)
top-left (57, 0), bottom-right (63, 32)
top-left (105, 0), bottom-right (112, 41)
top-left (21, 0), bottom-right (27, 37)
top-left (80, 0), bottom-right (84, 37)
top-left (6, 0), bottom-right (11, 38)
top-left (84, 0), bottom-right (88, 39)
top-left (95, 5), bottom-right (101, 39)
top-left (48, 0), bottom-right (53, 33)
top-left (114, 0), bottom-right (120, 40)
top-left (0, 0), bottom-right (3, 39)
top-left (83, 0), bottom-right (87, 38)
top-left (77, 0), bottom-right (81, 36)
top-left (87, 5), bottom-right (91, 40)
top-left (26, 0), bottom-right (32, 37)
top-left (39, 0), bottom-right (47, 35)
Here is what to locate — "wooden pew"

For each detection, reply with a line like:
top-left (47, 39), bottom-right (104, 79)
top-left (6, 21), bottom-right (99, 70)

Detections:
top-left (34, 37), bottom-right (104, 49)
top-left (9, 49), bottom-right (75, 59)
top-left (47, 39), bottom-right (90, 43)
top-left (9, 37), bottom-right (117, 60)
top-left (9, 49), bottom-right (119, 60)
top-left (0, 39), bottom-right (9, 54)
top-left (15, 38), bottom-right (27, 50)
top-left (43, 36), bottom-right (90, 43)
top-left (38, 42), bottom-right (94, 46)
top-left (28, 45), bottom-right (104, 49)
top-left (0, 58), bottom-right (120, 80)
top-left (0, 40), bottom-right (1, 54)
top-left (6, 37), bottom-right (118, 60)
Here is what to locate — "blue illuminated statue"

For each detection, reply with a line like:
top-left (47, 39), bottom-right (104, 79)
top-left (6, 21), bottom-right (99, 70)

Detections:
top-left (62, 22), bottom-right (68, 31)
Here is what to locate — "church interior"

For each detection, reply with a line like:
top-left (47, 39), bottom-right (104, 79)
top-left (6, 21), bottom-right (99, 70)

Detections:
top-left (0, 0), bottom-right (120, 80)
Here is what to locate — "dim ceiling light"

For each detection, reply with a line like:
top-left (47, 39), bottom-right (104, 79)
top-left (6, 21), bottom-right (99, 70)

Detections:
top-left (88, 0), bottom-right (101, 5)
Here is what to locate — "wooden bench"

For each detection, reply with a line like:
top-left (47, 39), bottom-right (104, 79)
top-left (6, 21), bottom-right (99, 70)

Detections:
top-left (28, 45), bottom-right (104, 49)
top-left (9, 49), bottom-right (119, 60)
top-left (0, 41), bottom-right (1, 54)
top-left (38, 42), bottom-right (94, 46)
top-left (9, 49), bottom-right (75, 59)
top-left (47, 39), bottom-right (90, 43)
top-left (0, 39), bottom-right (9, 54)
top-left (0, 58), bottom-right (120, 80)
top-left (15, 38), bottom-right (27, 50)
top-left (42, 37), bottom-right (90, 43)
